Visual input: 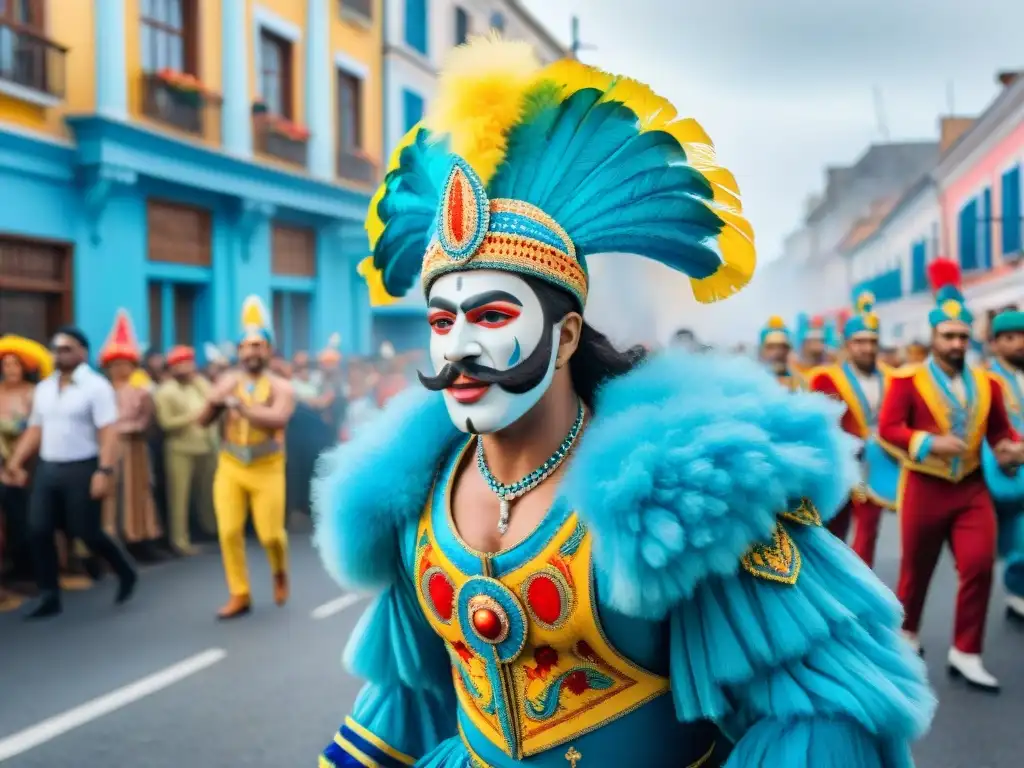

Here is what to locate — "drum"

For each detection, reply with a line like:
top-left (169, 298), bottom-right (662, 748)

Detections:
top-left (863, 437), bottom-right (900, 510)
top-left (983, 442), bottom-right (1024, 504)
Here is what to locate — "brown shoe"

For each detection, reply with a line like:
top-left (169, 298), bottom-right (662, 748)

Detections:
top-left (273, 572), bottom-right (289, 606)
top-left (216, 594), bottom-right (252, 620)
top-left (0, 590), bottom-right (24, 613)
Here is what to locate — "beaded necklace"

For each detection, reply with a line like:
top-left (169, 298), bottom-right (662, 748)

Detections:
top-left (476, 399), bottom-right (585, 534)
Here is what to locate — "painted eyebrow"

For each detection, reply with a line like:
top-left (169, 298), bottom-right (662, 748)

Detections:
top-left (459, 291), bottom-right (523, 313)
top-left (427, 297), bottom-right (458, 313)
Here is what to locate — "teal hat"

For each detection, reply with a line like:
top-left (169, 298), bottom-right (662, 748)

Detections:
top-left (760, 316), bottom-right (791, 346)
top-left (844, 289), bottom-right (881, 339)
top-left (927, 259), bottom-right (973, 329)
top-left (992, 310), bottom-right (1024, 336)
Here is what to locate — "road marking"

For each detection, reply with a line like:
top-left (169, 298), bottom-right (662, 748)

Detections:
top-left (311, 593), bottom-right (362, 620)
top-left (0, 648), bottom-right (226, 762)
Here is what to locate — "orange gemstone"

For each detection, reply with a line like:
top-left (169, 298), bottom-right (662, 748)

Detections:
top-left (472, 607), bottom-right (503, 640)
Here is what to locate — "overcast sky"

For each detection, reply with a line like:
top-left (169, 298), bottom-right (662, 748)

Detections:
top-left (519, 0), bottom-right (1024, 262)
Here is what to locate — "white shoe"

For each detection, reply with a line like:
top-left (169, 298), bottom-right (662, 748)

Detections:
top-left (901, 631), bottom-right (923, 657)
top-left (1006, 594), bottom-right (1024, 622)
top-left (947, 648), bottom-right (1000, 692)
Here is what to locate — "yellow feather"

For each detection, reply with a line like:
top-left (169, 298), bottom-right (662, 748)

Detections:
top-left (690, 216), bottom-right (756, 303)
top-left (766, 316), bottom-right (786, 330)
top-left (241, 295), bottom-right (270, 328)
top-left (425, 34), bottom-right (542, 186)
top-left (357, 256), bottom-right (400, 307)
top-left (540, 58), bottom-right (614, 98)
top-left (601, 76), bottom-right (678, 129)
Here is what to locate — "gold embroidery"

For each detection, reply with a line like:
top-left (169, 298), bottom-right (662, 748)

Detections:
top-left (565, 746), bottom-right (582, 766)
top-left (740, 522), bottom-right (801, 585)
top-left (780, 498), bottom-right (822, 527)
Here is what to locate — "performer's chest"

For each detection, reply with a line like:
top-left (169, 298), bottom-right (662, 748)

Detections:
top-left (410, 456), bottom-right (670, 761)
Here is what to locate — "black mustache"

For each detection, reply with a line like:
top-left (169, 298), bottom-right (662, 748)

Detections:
top-left (419, 331), bottom-right (555, 395)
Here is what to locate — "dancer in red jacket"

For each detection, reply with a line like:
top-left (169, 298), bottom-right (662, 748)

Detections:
top-left (878, 259), bottom-right (1024, 691)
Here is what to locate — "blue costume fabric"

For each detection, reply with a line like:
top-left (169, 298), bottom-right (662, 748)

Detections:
top-left (313, 351), bottom-right (935, 767)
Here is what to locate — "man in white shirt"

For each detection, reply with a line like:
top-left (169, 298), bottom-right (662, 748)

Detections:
top-left (4, 327), bottom-right (138, 619)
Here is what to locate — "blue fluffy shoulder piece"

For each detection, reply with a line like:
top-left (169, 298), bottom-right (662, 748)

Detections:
top-left (562, 350), bottom-right (859, 620)
top-left (312, 387), bottom-right (457, 590)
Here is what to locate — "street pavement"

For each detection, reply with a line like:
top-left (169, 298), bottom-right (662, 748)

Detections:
top-left (0, 517), bottom-right (1021, 767)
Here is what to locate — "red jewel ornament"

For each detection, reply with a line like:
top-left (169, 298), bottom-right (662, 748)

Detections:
top-left (472, 607), bottom-right (503, 641)
top-left (427, 571), bottom-right (454, 622)
top-left (526, 575), bottom-right (562, 625)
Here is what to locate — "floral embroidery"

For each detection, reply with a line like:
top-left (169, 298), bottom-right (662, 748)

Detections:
top-left (452, 640), bottom-right (474, 663)
top-left (525, 667), bottom-right (616, 720)
top-left (526, 645), bottom-right (559, 681)
top-left (740, 522), bottom-right (801, 585)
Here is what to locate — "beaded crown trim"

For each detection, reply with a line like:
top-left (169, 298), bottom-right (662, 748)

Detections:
top-left (423, 156), bottom-right (588, 307)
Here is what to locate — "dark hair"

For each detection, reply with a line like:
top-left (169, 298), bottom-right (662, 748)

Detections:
top-left (522, 275), bottom-right (646, 411)
top-left (54, 325), bottom-right (89, 351)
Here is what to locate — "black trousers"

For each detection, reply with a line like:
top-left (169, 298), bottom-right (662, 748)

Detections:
top-left (1, 482), bottom-right (32, 579)
top-left (29, 457), bottom-right (134, 594)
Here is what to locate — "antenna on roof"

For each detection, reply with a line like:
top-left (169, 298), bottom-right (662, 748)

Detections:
top-left (570, 15), bottom-right (596, 59)
top-left (872, 85), bottom-right (890, 141)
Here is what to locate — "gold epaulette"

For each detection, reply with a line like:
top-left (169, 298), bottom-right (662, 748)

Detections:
top-left (740, 499), bottom-right (822, 586)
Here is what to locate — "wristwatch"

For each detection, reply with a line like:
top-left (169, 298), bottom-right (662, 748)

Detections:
top-left (97, 465), bottom-right (114, 476)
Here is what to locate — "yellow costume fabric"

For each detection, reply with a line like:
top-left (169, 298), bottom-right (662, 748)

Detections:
top-left (213, 375), bottom-right (288, 596)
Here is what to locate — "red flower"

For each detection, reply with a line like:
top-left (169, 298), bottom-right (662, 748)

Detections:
top-left (526, 645), bottom-right (559, 681)
top-left (565, 670), bottom-right (589, 695)
top-left (576, 640), bottom-right (597, 663)
top-left (451, 641), bottom-right (473, 663)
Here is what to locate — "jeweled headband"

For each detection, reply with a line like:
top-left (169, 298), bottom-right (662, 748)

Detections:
top-left (421, 157), bottom-right (588, 307)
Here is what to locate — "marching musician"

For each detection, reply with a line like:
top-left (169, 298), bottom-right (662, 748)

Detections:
top-left (878, 259), bottom-right (1024, 691)
top-left (759, 316), bottom-right (806, 391)
top-left (809, 291), bottom-right (897, 561)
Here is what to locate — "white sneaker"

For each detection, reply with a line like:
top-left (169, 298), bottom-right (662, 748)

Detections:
top-left (1006, 594), bottom-right (1024, 621)
top-left (901, 631), bottom-right (923, 657)
top-left (947, 648), bottom-right (1000, 692)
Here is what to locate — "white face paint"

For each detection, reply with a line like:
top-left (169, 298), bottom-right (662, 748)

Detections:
top-left (427, 270), bottom-right (560, 434)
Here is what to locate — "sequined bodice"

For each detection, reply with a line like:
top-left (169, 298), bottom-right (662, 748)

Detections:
top-left (412, 444), bottom-right (670, 762)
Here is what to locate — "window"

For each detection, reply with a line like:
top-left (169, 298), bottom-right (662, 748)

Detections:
top-left (454, 6), bottom-right (470, 45)
top-left (981, 187), bottom-right (992, 269)
top-left (490, 11), bottom-right (505, 33)
top-left (337, 70), bottom-right (363, 150)
top-left (140, 0), bottom-right (197, 74)
top-left (1002, 166), bottom-right (1022, 256)
top-left (148, 281), bottom-right (197, 350)
top-left (0, 0), bottom-right (44, 29)
top-left (259, 28), bottom-right (293, 118)
top-left (271, 290), bottom-right (312, 357)
top-left (403, 88), bottom-right (424, 132)
top-left (404, 0), bottom-right (428, 55)
top-left (910, 239), bottom-right (927, 293)
top-left (958, 199), bottom-right (979, 271)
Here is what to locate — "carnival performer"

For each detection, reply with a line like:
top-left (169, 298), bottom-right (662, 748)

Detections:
top-left (982, 309), bottom-right (1024, 622)
top-left (792, 313), bottom-right (828, 377)
top-left (758, 316), bottom-right (805, 391)
top-left (0, 335), bottom-right (50, 612)
top-left (313, 37), bottom-right (932, 768)
top-left (878, 259), bottom-right (1024, 691)
top-left (154, 345), bottom-right (217, 556)
top-left (99, 311), bottom-right (164, 561)
top-left (808, 291), bottom-right (896, 563)
top-left (198, 296), bottom-right (295, 619)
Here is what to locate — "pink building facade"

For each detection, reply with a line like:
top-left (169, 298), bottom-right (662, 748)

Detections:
top-left (936, 74), bottom-right (1024, 311)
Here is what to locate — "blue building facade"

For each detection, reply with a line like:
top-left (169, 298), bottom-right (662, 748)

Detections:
top-left (0, 0), bottom-right (375, 363)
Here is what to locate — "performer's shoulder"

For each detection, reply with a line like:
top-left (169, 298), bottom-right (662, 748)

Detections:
top-left (806, 364), bottom-right (841, 389)
top-left (313, 389), bottom-right (460, 591)
top-left (565, 350), bottom-right (859, 619)
top-left (890, 363), bottom-right (921, 380)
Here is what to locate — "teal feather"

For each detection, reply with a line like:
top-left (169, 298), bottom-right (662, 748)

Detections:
top-left (371, 130), bottom-right (449, 297)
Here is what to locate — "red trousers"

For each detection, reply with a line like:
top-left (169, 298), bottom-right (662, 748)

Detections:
top-left (897, 471), bottom-right (997, 654)
top-left (827, 499), bottom-right (884, 567)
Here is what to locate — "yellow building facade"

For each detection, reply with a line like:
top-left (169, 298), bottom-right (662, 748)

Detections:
top-left (0, 0), bottom-right (384, 356)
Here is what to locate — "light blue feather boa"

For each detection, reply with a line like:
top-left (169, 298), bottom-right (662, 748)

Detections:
top-left (313, 350), bottom-right (858, 611)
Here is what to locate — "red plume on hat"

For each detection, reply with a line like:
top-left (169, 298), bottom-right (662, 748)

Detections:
top-left (927, 258), bottom-right (961, 293)
top-left (99, 309), bottom-right (141, 367)
top-left (810, 314), bottom-right (825, 329)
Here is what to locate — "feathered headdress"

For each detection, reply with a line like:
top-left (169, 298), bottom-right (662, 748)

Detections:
top-left (362, 35), bottom-right (755, 310)
top-left (927, 258), bottom-right (973, 329)
top-left (319, 332), bottom-right (342, 366)
top-left (844, 288), bottom-right (880, 340)
top-left (99, 309), bottom-right (142, 367)
top-left (239, 295), bottom-right (273, 345)
top-left (759, 315), bottom-right (791, 347)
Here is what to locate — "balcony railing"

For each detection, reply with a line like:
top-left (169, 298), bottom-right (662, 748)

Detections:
top-left (337, 148), bottom-right (377, 185)
top-left (0, 21), bottom-right (67, 101)
top-left (141, 74), bottom-right (222, 143)
top-left (340, 0), bottom-right (373, 24)
top-left (253, 113), bottom-right (309, 167)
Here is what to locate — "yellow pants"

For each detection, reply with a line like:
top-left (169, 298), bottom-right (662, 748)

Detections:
top-left (213, 452), bottom-right (288, 597)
